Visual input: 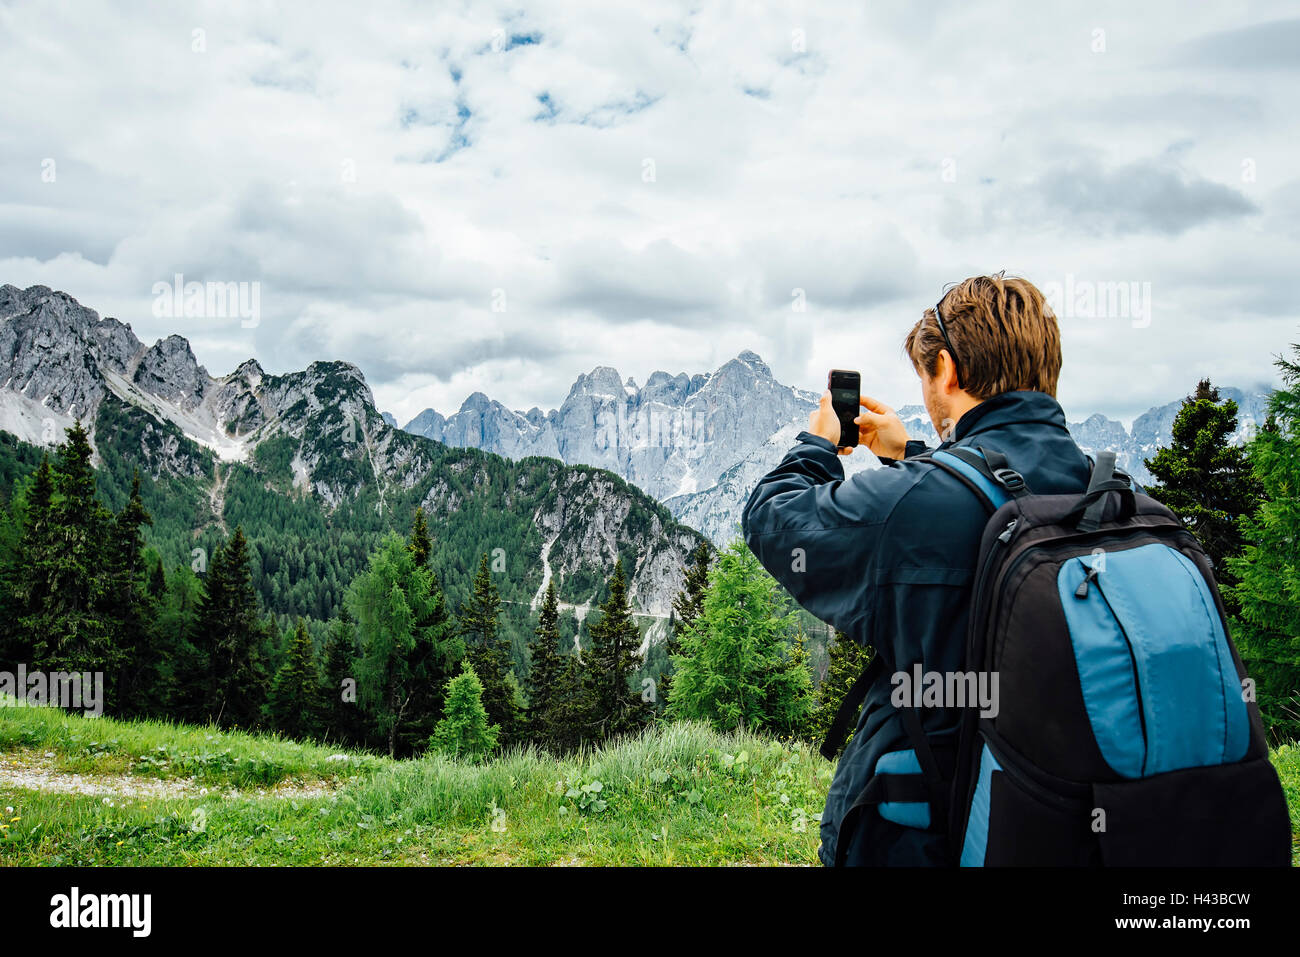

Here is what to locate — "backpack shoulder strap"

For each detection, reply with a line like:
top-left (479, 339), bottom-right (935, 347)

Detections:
top-left (819, 653), bottom-right (884, 761)
top-left (924, 446), bottom-right (1029, 515)
top-left (820, 446), bottom-right (1030, 761)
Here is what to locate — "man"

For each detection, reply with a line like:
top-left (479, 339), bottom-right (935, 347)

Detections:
top-left (742, 273), bottom-right (1093, 866)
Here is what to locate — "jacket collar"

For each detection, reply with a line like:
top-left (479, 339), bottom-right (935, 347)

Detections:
top-left (949, 390), bottom-right (1071, 445)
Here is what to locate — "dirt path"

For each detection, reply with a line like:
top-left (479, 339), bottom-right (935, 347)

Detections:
top-left (0, 751), bottom-right (340, 802)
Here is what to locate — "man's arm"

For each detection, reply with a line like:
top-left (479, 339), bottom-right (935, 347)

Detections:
top-left (741, 429), bottom-right (922, 638)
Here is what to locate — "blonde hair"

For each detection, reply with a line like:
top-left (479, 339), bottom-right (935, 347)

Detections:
top-left (904, 272), bottom-right (1062, 398)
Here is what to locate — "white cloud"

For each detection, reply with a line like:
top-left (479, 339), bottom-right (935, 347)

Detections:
top-left (0, 0), bottom-right (1296, 427)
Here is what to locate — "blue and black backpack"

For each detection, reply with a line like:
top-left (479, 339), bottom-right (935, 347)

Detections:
top-left (824, 447), bottom-right (1292, 866)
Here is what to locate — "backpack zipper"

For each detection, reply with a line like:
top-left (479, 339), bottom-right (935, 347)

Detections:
top-left (1075, 564), bottom-right (1100, 598)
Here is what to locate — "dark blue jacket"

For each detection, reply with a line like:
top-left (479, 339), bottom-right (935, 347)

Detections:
top-left (741, 390), bottom-right (1094, 865)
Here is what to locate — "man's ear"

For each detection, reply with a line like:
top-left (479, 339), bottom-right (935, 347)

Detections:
top-left (937, 349), bottom-right (960, 395)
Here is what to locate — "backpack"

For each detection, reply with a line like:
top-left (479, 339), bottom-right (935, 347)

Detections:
top-left (823, 446), bottom-right (1293, 866)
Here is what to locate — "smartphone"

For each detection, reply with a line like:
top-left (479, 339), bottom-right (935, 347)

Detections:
top-left (827, 369), bottom-right (861, 448)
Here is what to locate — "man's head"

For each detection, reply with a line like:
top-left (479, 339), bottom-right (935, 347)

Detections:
top-left (903, 272), bottom-right (1062, 438)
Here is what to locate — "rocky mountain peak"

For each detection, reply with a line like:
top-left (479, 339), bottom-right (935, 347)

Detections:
top-left (460, 391), bottom-right (496, 414)
top-left (231, 358), bottom-right (265, 380)
top-left (569, 365), bottom-right (626, 400)
top-left (133, 335), bottom-right (209, 411)
top-left (733, 349), bottom-right (772, 376)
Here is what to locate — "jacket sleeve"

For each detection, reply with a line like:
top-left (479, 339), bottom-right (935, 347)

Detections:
top-left (877, 439), bottom-right (932, 465)
top-left (741, 430), bottom-right (921, 638)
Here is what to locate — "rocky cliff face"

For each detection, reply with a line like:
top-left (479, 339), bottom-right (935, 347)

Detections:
top-left (0, 284), bottom-right (702, 616)
top-left (404, 348), bottom-right (1274, 545)
top-left (405, 350), bottom-right (817, 501)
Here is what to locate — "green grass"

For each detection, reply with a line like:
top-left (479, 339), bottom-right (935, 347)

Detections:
top-left (0, 706), bottom-right (828, 865)
top-left (1, 702), bottom-right (1297, 866)
top-left (0, 695), bottom-right (382, 788)
top-left (1272, 743), bottom-right (1300, 865)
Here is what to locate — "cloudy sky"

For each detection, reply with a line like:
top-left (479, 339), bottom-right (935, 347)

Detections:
top-left (1, 0), bottom-right (1297, 426)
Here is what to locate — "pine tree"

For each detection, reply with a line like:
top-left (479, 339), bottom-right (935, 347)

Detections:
top-left (808, 629), bottom-right (874, 753)
top-left (778, 628), bottom-right (818, 741)
top-left (1229, 346), bottom-right (1300, 742)
top-left (157, 563), bottom-right (205, 713)
top-left (320, 614), bottom-right (363, 746)
top-left (458, 552), bottom-right (522, 744)
top-left (101, 471), bottom-right (157, 717)
top-left (408, 507), bottom-right (432, 568)
top-left (192, 527), bottom-right (270, 728)
top-left (0, 487), bottom-right (26, 673)
top-left (395, 561), bottom-right (458, 756)
top-left (580, 559), bottom-right (651, 743)
top-left (5, 455), bottom-right (55, 670)
top-left (146, 553), bottom-right (167, 600)
top-left (428, 663), bottom-right (500, 762)
top-left (549, 653), bottom-right (587, 755)
top-left (1145, 379), bottom-right (1262, 595)
top-left (660, 542), bottom-right (711, 705)
top-left (667, 541), bottom-right (815, 735)
top-left (526, 581), bottom-right (566, 750)
top-left (347, 534), bottom-right (461, 757)
top-left (23, 423), bottom-right (115, 675)
top-left (267, 618), bottom-right (325, 740)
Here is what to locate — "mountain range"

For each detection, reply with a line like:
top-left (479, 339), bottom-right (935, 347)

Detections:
top-left (401, 353), bottom-right (1274, 545)
top-left (0, 284), bottom-right (703, 621)
top-left (0, 282), bottom-right (1271, 604)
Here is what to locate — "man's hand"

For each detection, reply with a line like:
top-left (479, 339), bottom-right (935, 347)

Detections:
top-left (853, 395), bottom-right (909, 459)
top-left (808, 392), bottom-right (910, 458)
top-left (808, 391), bottom-right (843, 449)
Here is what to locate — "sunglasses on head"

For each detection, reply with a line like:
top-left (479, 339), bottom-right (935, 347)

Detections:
top-left (931, 296), bottom-right (961, 384)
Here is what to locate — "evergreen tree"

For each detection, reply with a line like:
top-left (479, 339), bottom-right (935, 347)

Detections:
top-left (101, 471), bottom-right (157, 716)
top-left (1229, 346), bottom-right (1300, 742)
top-left (408, 507), bottom-right (432, 568)
top-left (580, 559), bottom-right (651, 743)
top-left (395, 561), bottom-right (458, 756)
top-left (0, 489), bottom-right (25, 673)
top-left (267, 617), bottom-right (325, 740)
top-left (660, 542), bottom-right (711, 705)
top-left (347, 534), bottom-right (461, 757)
top-left (667, 541), bottom-right (815, 735)
top-left (23, 424), bottom-right (115, 675)
top-left (157, 563), bottom-right (204, 712)
top-left (4, 455), bottom-right (55, 670)
top-left (779, 628), bottom-right (818, 741)
top-left (428, 663), bottom-right (500, 762)
top-left (808, 629), bottom-right (874, 753)
top-left (192, 527), bottom-right (270, 728)
top-left (526, 581), bottom-right (567, 750)
top-left (146, 552), bottom-right (167, 600)
top-left (458, 552), bottom-right (522, 744)
top-left (549, 654), bottom-right (587, 755)
top-left (320, 614), bottom-right (364, 746)
top-left (1145, 379), bottom-right (1262, 595)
